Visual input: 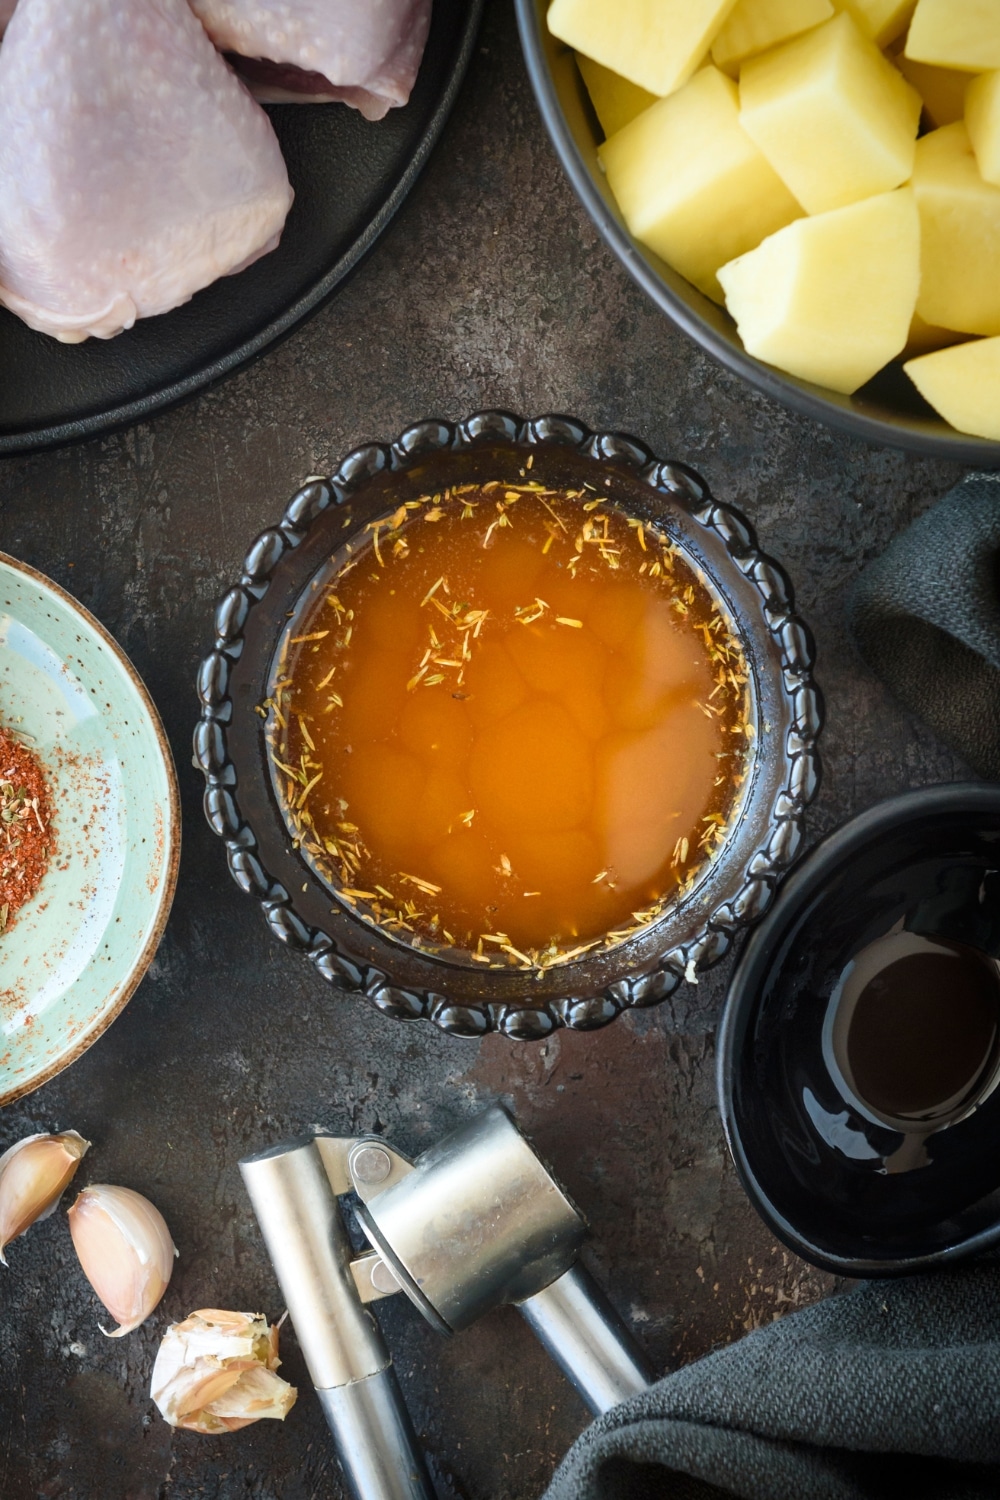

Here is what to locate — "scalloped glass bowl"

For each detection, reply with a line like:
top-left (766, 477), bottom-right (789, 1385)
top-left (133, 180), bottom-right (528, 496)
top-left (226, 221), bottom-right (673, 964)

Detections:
top-left (195, 412), bottom-right (822, 1039)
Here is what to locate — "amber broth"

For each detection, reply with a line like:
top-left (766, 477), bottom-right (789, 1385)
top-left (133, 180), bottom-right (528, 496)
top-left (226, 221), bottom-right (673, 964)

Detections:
top-left (268, 482), bottom-right (752, 969)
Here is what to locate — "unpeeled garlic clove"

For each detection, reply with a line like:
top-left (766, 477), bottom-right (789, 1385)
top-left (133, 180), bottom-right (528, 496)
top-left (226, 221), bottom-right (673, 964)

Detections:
top-left (67, 1184), bottom-right (177, 1337)
top-left (0, 1130), bottom-right (90, 1264)
top-left (151, 1308), bottom-right (297, 1433)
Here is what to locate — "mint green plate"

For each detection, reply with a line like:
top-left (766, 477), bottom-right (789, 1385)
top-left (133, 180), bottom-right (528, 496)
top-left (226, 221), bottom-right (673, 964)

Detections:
top-left (0, 554), bottom-right (180, 1105)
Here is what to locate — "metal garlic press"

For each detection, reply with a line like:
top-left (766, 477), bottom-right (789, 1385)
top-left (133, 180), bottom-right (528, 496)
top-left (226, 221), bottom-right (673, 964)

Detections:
top-left (241, 1105), bottom-right (652, 1500)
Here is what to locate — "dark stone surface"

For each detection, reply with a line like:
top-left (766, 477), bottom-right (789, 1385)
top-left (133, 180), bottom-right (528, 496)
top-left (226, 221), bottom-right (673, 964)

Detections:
top-left (0, 3), bottom-right (973, 1496)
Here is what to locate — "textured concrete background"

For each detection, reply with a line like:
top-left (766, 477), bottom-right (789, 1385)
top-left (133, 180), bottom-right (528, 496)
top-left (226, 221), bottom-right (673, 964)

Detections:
top-left (0, 3), bottom-right (974, 1496)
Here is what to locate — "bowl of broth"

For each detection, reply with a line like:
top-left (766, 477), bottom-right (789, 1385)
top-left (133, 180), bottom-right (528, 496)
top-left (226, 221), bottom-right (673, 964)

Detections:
top-left (720, 782), bottom-right (1000, 1275)
top-left (195, 411), bottom-right (821, 1038)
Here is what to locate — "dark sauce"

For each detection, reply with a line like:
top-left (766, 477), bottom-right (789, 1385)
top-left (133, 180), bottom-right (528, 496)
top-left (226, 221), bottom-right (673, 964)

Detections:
top-left (750, 842), bottom-right (1000, 1228)
top-left (845, 940), bottom-right (1000, 1121)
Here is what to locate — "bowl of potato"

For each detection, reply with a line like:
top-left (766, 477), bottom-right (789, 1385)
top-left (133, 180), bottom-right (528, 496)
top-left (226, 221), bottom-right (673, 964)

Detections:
top-left (515, 0), bottom-right (1000, 459)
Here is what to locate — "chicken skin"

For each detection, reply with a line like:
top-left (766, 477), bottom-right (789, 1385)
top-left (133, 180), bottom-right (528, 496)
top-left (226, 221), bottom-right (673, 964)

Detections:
top-left (0, 0), bottom-right (293, 341)
top-left (189, 0), bottom-right (432, 120)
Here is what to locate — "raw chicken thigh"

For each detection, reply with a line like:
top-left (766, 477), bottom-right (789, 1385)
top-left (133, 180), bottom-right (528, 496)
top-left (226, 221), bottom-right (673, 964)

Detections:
top-left (0, 0), bottom-right (293, 341)
top-left (190, 0), bottom-right (432, 120)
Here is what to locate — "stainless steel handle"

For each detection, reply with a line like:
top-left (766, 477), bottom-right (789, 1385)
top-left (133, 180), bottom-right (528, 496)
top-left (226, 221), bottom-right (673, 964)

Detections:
top-left (518, 1263), bottom-right (653, 1415)
top-left (318, 1372), bottom-right (435, 1500)
top-left (240, 1137), bottom-right (388, 1389)
top-left (240, 1138), bottom-right (436, 1500)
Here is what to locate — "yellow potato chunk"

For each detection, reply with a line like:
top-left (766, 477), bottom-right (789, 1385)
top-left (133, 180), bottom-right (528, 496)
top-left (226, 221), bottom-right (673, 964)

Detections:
top-left (905, 0), bottom-right (1000, 73)
top-left (905, 338), bottom-right (1000, 439)
top-left (576, 54), bottom-right (658, 138)
top-left (892, 51), bottom-right (970, 128)
top-left (600, 66), bottom-right (801, 301)
top-left (966, 72), bottom-right (1000, 187)
top-left (831, 0), bottom-right (915, 47)
top-left (739, 13), bottom-right (921, 214)
top-left (914, 122), bottom-right (1000, 335)
top-left (711, 0), bottom-right (833, 75)
top-left (547, 0), bottom-right (739, 98)
top-left (717, 187), bottom-right (920, 393)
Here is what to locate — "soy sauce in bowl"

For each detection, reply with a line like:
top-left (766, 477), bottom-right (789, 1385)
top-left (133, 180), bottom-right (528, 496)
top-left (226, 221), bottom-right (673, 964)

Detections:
top-left (834, 933), bottom-right (1000, 1131)
top-left (720, 783), bottom-right (1000, 1276)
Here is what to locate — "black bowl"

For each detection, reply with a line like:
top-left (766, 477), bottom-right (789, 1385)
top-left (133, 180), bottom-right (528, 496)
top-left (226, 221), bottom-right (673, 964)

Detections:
top-left (514, 0), bottom-right (1000, 464)
top-left (195, 411), bottom-right (821, 1040)
top-left (720, 782), bottom-right (1000, 1276)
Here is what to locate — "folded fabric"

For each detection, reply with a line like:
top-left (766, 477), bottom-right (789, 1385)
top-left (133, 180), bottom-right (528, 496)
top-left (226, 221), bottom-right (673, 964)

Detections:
top-left (543, 1261), bottom-right (1000, 1500)
top-left (846, 473), bottom-right (1000, 778)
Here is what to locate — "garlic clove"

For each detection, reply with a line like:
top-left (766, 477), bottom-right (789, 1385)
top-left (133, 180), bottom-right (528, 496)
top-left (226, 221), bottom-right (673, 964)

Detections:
top-left (0, 1130), bottom-right (90, 1264)
top-left (67, 1184), bottom-right (177, 1337)
top-left (151, 1309), bottom-right (297, 1434)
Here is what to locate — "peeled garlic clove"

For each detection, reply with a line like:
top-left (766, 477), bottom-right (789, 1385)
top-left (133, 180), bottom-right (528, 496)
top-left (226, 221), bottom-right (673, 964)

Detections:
top-left (151, 1309), bottom-right (297, 1434)
top-left (67, 1184), bottom-right (177, 1337)
top-left (0, 1130), bottom-right (90, 1264)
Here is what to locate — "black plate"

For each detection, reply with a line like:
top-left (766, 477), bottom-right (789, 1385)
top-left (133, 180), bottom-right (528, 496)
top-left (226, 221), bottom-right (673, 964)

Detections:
top-left (515, 0), bottom-right (1000, 463)
top-left (0, 0), bottom-right (484, 456)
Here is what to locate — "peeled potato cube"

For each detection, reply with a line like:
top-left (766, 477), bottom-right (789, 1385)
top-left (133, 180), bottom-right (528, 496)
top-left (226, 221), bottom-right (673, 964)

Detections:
top-left (892, 51), bottom-right (970, 128)
top-left (831, 0), bottom-right (915, 48)
top-left (547, 0), bottom-right (739, 98)
top-left (717, 187), bottom-right (919, 394)
top-left (576, 54), bottom-right (658, 138)
top-left (711, 0), bottom-right (833, 75)
top-left (914, 122), bottom-right (1000, 335)
top-left (739, 13), bottom-right (921, 214)
top-left (905, 338), bottom-right (1000, 439)
top-left (905, 0), bottom-right (1000, 73)
top-left (966, 72), bottom-right (1000, 187)
top-left (600, 66), bottom-right (801, 301)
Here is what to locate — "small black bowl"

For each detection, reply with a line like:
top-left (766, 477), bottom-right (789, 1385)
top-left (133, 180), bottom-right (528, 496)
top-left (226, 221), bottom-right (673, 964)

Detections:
top-left (719, 782), bottom-right (1000, 1276)
top-left (514, 0), bottom-right (1000, 463)
top-left (195, 411), bottom-right (821, 1040)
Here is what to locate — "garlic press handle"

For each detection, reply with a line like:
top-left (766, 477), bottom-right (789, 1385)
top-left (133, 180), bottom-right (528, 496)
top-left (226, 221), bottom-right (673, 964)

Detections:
top-left (318, 1373), bottom-right (435, 1500)
top-left (518, 1262), bottom-right (654, 1415)
top-left (240, 1137), bottom-right (435, 1500)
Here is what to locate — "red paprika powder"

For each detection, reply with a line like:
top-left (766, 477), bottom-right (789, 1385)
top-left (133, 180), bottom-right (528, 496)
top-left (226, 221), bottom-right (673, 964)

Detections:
top-left (0, 726), bottom-right (53, 931)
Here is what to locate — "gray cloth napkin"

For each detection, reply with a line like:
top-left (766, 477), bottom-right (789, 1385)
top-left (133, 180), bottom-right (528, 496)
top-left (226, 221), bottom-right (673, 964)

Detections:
top-left (846, 473), bottom-right (1000, 778)
top-left (543, 1262), bottom-right (1000, 1500)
